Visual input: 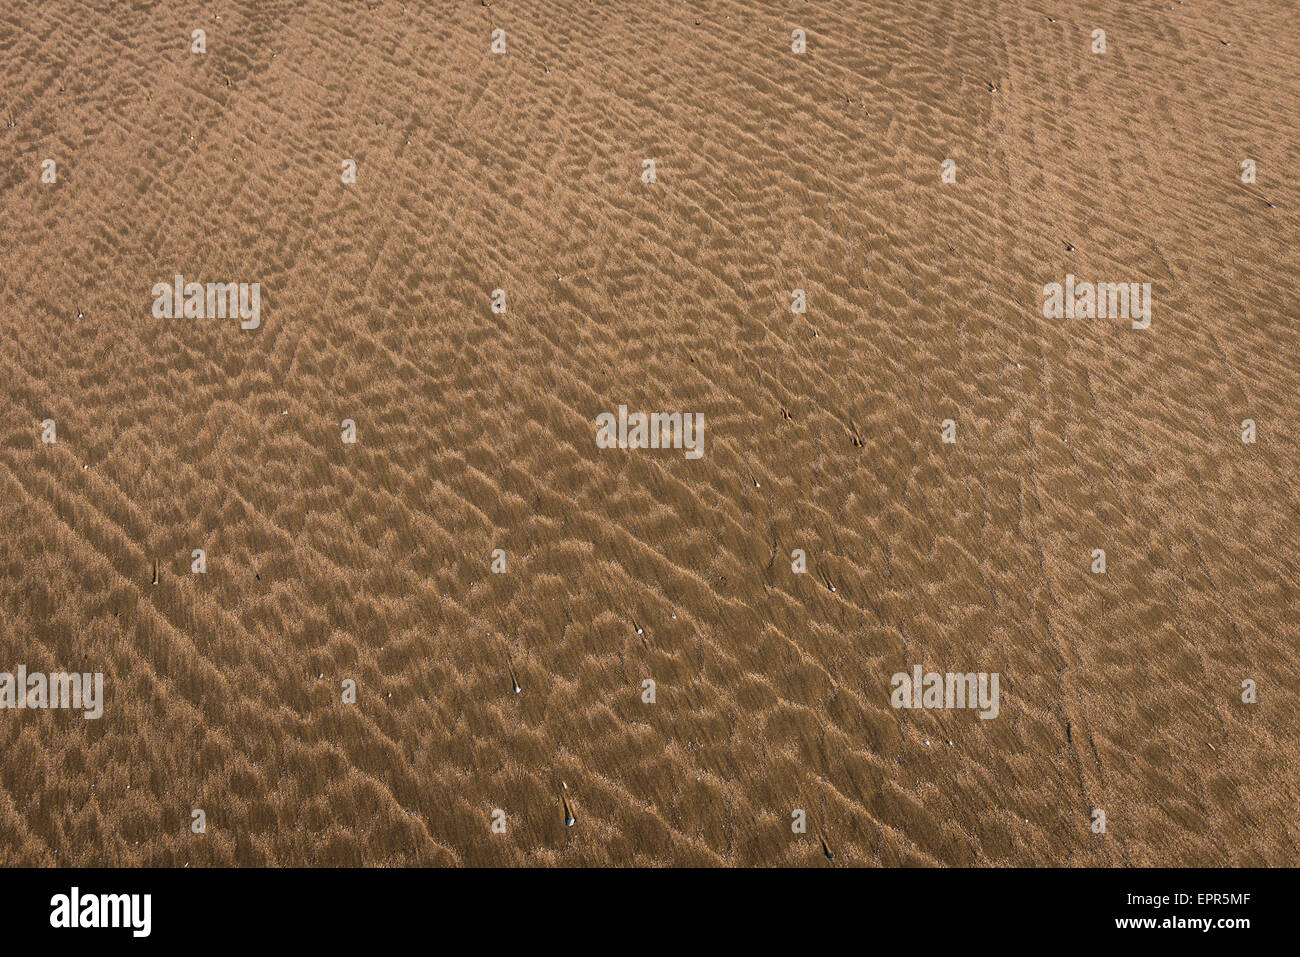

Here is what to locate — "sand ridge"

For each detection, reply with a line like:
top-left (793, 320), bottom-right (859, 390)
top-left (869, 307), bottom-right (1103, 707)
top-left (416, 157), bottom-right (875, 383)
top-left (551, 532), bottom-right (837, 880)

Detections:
top-left (0, 0), bottom-right (1297, 866)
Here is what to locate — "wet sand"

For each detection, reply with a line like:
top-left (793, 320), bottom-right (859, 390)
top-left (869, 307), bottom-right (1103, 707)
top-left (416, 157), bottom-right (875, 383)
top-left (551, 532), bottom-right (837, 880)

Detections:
top-left (0, 0), bottom-right (1297, 865)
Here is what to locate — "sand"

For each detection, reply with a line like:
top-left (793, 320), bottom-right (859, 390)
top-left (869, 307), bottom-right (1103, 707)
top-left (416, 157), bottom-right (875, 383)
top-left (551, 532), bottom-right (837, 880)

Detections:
top-left (0, 0), bottom-right (1296, 866)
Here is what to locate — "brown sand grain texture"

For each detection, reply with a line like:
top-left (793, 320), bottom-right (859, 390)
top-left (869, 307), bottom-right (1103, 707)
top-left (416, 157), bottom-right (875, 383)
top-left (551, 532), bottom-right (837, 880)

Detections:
top-left (0, 0), bottom-right (1297, 866)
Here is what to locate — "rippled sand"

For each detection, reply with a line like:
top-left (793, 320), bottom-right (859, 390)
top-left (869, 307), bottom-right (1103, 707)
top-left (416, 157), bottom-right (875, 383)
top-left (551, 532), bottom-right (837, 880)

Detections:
top-left (0, 0), bottom-right (1296, 865)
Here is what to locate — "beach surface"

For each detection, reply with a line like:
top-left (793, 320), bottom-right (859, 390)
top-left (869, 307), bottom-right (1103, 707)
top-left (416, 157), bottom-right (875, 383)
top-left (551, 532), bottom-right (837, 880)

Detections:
top-left (0, 0), bottom-right (1297, 865)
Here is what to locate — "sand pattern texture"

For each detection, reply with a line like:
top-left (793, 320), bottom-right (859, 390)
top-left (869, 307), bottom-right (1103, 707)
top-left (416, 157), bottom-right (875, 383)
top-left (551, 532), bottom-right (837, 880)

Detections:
top-left (0, 0), bottom-right (1297, 866)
